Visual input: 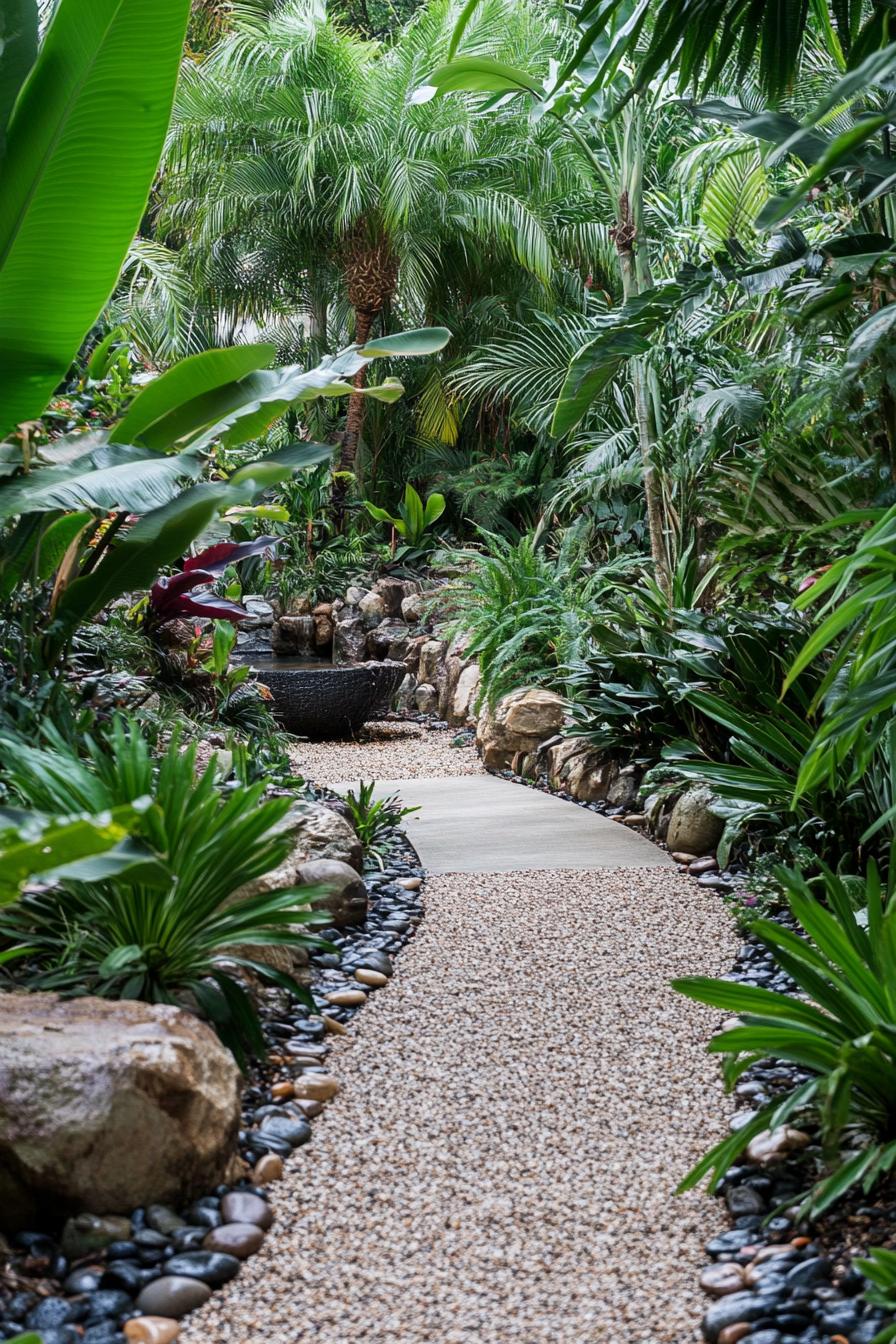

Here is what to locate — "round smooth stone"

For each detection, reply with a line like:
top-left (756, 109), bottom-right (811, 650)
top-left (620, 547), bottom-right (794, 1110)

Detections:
top-left (26, 1298), bottom-right (78, 1330)
top-left (325, 990), bottom-right (367, 1007)
top-left (202, 1223), bottom-right (265, 1259)
top-left (123, 1315), bottom-right (181, 1344)
top-left (292, 1074), bottom-right (340, 1102)
top-left (291, 1097), bottom-right (324, 1118)
top-left (354, 969), bottom-right (388, 988)
top-left (253, 1153), bottom-right (284, 1184)
top-left (162, 1251), bottom-right (240, 1286)
top-left (700, 1263), bottom-right (746, 1297)
top-left (220, 1191), bottom-right (274, 1230)
top-left (260, 1114), bottom-right (311, 1147)
top-left (396, 876), bottom-right (421, 890)
top-left (321, 1014), bottom-right (347, 1035)
top-left (64, 1266), bottom-right (104, 1294)
top-left (84, 1289), bottom-right (134, 1322)
top-left (270, 1081), bottom-right (294, 1100)
top-left (135, 1277), bottom-right (212, 1319)
top-left (356, 950), bottom-right (393, 977)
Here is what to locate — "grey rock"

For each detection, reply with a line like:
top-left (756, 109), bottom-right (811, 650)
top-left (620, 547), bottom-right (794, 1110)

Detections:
top-left (135, 1275), bottom-right (213, 1319)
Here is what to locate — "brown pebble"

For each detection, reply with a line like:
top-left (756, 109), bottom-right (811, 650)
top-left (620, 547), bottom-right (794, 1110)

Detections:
top-left (671, 851), bottom-right (698, 863)
top-left (325, 990), bottom-right (367, 1007)
top-left (253, 1153), bottom-right (283, 1185)
top-left (291, 1097), bottom-right (324, 1118)
top-left (355, 968), bottom-right (388, 987)
top-left (124, 1319), bottom-right (180, 1344)
top-left (220, 1191), bottom-right (273, 1230)
top-left (718, 1326), bottom-right (752, 1344)
top-left (322, 1014), bottom-right (347, 1035)
top-left (293, 1074), bottom-right (340, 1102)
top-left (271, 1081), bottom-right (294, 1100)
top-left (203, 1222), bottom-right (265, 1259)
top-left (622, 813), bottom-right (647, 827)
top-left (700, 1263), bottom-right (745, 1296)
top-left (397, 876), bottom-right (421, 890)
top-left (791, 1235), bottom-right (812, 1248)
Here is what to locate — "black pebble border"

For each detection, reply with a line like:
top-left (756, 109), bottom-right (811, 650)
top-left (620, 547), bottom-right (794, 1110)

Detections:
top-left (0, 813), bottom-right (425, 1344)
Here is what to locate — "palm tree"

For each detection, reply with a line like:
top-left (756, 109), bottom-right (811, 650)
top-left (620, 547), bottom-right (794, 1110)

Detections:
top-left (161, 0), bottom-right (602, 520)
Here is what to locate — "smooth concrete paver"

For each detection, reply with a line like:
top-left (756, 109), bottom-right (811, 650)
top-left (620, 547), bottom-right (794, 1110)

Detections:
top-left (332, 773), bottom-right (673, 873)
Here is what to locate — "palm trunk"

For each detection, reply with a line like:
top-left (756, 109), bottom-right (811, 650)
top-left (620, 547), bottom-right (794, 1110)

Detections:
top-left (613, 186), bottom-right (670, 596)
top-left (332, 307), bottom-right (376, 530)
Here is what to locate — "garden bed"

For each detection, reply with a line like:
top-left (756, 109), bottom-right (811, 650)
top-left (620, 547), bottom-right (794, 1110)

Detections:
top-left (0, 805), bottom-right (425, 1344)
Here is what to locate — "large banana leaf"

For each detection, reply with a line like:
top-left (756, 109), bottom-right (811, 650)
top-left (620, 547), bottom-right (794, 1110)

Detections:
top-left (112, 344), bottom-right (277, 448)
top-left (0, 803), bottom-right (159, 905)
top-left (111, 331), bottom-right (448, 456)
top-left (0, 441), bottom-right (205, 518)
top-left (0, 0), bottom-right (192, 435)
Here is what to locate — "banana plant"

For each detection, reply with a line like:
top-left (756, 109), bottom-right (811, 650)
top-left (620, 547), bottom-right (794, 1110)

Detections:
top-left (364, 484), bottom-right (446, 559)
top-left (0, 328), bottom-right (450, 669)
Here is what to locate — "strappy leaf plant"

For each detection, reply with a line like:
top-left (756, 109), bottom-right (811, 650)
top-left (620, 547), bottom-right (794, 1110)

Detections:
top-left (0, 720), bottom-right (329, 1064)
top-left (674, 860), bottom-right (896, 1218)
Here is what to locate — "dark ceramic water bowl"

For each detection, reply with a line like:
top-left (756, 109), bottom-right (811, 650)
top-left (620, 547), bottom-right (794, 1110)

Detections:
top-left (234, 657), bottom-right (406, 739)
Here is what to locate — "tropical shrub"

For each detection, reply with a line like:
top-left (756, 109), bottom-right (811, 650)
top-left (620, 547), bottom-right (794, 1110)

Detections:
top-left (675, 861), bottom-right (896, 1217)
top-left (443, 530), bottom-right (608, 707)
top-left (856, 1249), bottom-right (896, 1343)
top-left (0, 720), bottom-right (328, 1063)
top-left (341, 780), bottom-right (419, 866)
top-left (364, 485), bottom-right (446, 560)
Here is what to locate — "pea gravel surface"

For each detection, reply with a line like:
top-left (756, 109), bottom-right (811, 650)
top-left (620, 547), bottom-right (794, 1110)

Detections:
top-left (291, 719), bottom-right (481, 785)
top-left (183, 736), bottom-right (737, 1344)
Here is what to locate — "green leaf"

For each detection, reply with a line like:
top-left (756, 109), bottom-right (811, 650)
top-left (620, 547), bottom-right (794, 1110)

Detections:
top-left (46, 839), bottom-right (170, 887)
top-left (0, 441), bottom-right (205, 518)
top-left (844, 304), bottom-right (896, 377)
top-left (414, 58), bottom-right (542, 102)
top-left (0, 0), bottom-right (193, 434)
top-left (0, 0), bottom-right (37, 148)
top-left (0, 804), bottom-right (141, 905)
top-left (357, 328), bottom-right (451, 357)
top-left (229, 440), bottom-right (332, 486)
top-left (86, 325), bottom-right (127, 381)
top-left (423, 491), bottom-right (446, 527)
top-left (52, 480), bottom-right (248, 646)
top-left (113, 344), bottom-right (276, 449)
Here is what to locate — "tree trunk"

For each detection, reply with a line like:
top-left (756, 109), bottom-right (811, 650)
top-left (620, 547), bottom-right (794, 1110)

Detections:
top-left (612, 189), bottom-right (670, 596)
top-left (331, 307), bottom-right (376, 530)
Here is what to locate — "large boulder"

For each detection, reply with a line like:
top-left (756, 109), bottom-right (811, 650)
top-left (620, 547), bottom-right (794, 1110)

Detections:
top-left (296, 858), bottom-right (368, 928)
top-left (0, 993), bottom-right (241, 1230)
top-left (666, 786), bottom-right (724, 855)
top-left (476, 687), bottom-right (566, 771)
top-left (287, 800), bottom-right (363, 872)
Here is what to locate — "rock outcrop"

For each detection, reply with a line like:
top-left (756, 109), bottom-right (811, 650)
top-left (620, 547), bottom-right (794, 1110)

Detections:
top-left (0, 994), bottom-right (241, 1230)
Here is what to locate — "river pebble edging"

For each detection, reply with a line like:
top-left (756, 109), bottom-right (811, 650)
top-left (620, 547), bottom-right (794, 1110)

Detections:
top-left (0, 820), bottom-right (424, 1344)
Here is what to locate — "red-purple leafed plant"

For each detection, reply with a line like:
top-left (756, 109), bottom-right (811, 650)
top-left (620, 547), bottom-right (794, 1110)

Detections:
top-left (149, 537), bottom-right (280, 623)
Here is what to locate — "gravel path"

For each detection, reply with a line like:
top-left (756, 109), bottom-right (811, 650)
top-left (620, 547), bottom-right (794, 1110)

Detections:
top-left (183, 732), bottom-right (736, 1344)
top-left (291, 720), bottom-right (481, 785)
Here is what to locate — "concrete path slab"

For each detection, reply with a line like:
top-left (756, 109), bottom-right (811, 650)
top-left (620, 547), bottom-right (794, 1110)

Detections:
top-left (332, 773), bottom-right (672, 873)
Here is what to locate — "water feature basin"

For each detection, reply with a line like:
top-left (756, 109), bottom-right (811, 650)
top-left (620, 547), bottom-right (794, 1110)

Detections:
top-left (233, 655), bottom-right (405, 739)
